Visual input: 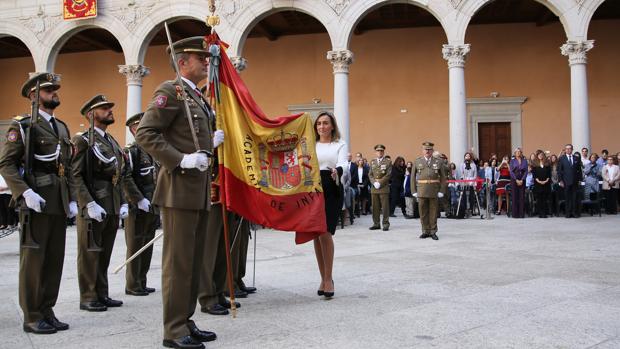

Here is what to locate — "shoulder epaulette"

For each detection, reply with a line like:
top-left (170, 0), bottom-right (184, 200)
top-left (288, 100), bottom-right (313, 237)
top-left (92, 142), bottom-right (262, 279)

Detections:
top-left (13, 114), bottom-right (31, 122)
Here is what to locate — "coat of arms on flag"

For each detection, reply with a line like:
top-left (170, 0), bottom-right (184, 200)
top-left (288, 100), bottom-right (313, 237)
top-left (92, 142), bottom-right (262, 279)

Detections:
top-left (63, 0), bottom-right (97, 20)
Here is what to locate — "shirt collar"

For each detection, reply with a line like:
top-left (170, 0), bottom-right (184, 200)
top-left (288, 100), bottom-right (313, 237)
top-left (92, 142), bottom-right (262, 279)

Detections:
top-left (94, 126), bottom-right (106, 138)
top-left (181, 77), bottom-right (198, 91)
top-left (38, 109), bottom-right (54, 122)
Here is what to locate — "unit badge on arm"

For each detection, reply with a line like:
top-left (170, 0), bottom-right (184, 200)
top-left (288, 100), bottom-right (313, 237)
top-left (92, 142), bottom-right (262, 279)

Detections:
top-left (155, 95), bottom-right (168, 108)
top-left (7, 130), bottom-right (19, 142)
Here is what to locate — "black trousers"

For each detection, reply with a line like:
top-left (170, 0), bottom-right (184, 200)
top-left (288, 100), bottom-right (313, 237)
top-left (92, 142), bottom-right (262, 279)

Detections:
top-left (534, 191), bottom-right (549, 216)
top-left (604, 189), bottom-right (618, 214)
top-left (564, 184), bottom-right (579, 217)
top-left (0, 194), bottom-right (17, 226)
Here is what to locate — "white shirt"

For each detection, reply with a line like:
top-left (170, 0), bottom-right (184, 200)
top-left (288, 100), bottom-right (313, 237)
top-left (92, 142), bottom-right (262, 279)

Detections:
top-left (181, 77), bottom-right (198, 91)
top-left (316, 140), bottom-right (347, 171)
top-left (606, 164), bottom-right (619, 181)
top-left (357, 167), bottom-right (364, 182)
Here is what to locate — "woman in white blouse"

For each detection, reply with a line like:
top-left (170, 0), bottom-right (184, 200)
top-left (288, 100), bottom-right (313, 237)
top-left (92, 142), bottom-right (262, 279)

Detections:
top-left (313, 111), bottom-right (347, 298)
top-left (602, 156), bottom-right (619, 214)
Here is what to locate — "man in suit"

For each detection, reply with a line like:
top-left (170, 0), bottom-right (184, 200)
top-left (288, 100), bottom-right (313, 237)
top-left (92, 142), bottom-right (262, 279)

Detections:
top-left (135, 36), bottom-right (219, 349)
top-left (412, 142), bottom-right (447, 240)
top-left (557, 143), bottom-right (583, 218)
top-left (122, 113), bottom-right (159, 296)
top-left (0, 73), bottom-right (77, 334)
top-left (72, 95), bottom-right (128, 312)
top-left (369, 144), bottom-right (392, 231)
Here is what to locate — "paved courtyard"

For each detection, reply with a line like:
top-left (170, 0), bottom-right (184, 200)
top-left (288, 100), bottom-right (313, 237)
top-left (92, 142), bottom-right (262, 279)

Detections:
top-left (1, 213), bottom-right (619, 349)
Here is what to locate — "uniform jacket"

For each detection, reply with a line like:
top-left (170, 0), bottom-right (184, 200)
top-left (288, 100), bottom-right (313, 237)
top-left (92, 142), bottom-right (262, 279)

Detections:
top-left (411, 156), bottom-right (447, 198)
top-left (135, 80), bottom-right (214, 211)
top-left (122, 143), bottom-right (160, 214)
top-left (557, 154), bottom-right (583, 186)
top-left (369, 157), bottom-right (392, 194)
top-left (0, 113), bottom-right (75, 216)
top-left (71, 130), bottom-right (125, 215)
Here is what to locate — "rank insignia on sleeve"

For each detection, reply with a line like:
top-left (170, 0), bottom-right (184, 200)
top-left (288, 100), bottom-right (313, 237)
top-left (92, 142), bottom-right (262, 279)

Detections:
top-left (7, 130), bottom-right (18, 142)
top-left (155, 95), bottom-right (168, 108)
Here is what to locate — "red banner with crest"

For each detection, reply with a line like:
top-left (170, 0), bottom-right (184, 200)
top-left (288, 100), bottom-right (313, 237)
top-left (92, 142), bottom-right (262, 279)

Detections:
top-left (63, 0), bottom-right (97, 21)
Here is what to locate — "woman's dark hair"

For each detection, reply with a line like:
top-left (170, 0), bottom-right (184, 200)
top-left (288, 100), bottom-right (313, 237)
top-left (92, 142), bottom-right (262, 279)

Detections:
top-left (314, 111), bottom-right (340, 142)
top-left (394, 156), bottom-right (405, 168)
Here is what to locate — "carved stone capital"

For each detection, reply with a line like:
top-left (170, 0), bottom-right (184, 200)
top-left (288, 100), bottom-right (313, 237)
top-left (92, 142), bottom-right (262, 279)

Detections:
top-left (442, 44), bottom-right (470, 68)
top-left (118, 65), bottom-right (150, 85)
top-left (327, 50), bottom-right (354, 74)
top-left (560, 40), bottom-right (594, 65)
top-left (230, 56), bottom-right (247, 72)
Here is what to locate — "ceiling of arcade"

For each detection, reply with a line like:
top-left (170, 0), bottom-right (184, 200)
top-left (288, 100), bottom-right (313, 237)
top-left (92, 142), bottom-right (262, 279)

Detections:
top-left (0, 0), bottom-right (619, 60)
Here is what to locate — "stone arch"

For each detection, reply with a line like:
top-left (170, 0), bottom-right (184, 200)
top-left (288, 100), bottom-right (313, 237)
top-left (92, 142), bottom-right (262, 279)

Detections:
top-left (41, 14), bottom-right (132, 72)
top-left (455, 0), bottom-right (573, 43)
top-left (227, 0), bottom-right (340, 57)
top-left (0, 21), bottom-right (42, 70)
top-left (337, 0), bottom-right (451, 50)
top-left (129, 1), bottom-right (233, 65)
top-left (577, 0), bottom-right (607, 40)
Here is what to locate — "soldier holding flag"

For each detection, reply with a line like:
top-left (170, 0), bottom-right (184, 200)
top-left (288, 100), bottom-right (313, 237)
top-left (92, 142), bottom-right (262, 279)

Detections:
top-left (136, 36), bottom-right (221, 349)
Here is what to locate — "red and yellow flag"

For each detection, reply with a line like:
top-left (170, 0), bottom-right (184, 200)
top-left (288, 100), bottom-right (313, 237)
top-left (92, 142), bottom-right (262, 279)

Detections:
top-left (63, 0), bottom-right (97, 20)
top-left (209, 36), bottom-right (327, 244)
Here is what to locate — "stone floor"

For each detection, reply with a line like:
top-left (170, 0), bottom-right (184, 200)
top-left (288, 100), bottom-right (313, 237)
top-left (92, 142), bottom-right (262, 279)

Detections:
top-left (1, 212), bottom-right (619, 349)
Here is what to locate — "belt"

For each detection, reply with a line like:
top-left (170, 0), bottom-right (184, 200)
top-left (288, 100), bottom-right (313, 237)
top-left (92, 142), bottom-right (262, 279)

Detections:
top-left (417, 179), bottom-right (440, 184)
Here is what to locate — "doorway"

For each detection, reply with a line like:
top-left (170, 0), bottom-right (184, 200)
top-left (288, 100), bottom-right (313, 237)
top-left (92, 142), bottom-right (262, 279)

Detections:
top-left (478, 122), bottom-right (511, 162)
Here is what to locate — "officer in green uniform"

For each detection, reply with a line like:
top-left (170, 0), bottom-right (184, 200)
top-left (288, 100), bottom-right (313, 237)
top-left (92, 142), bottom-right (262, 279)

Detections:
top-left (135, 36), bottom-right (218, 349)
top-left (122, 113), bottom-right (159, 296)
top-left (411, 142), bottom-right (447, 240)
top-left (368, 144), bottom-right (392, 231)
top-left (0, 73), bottom-right (77, 334)
top-left (72, 95), bottom-right (128, 311)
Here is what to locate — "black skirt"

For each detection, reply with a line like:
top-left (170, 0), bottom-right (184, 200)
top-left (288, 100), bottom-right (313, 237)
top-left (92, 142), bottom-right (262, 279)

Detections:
top-left (321, 170), bottom-right (342, 235)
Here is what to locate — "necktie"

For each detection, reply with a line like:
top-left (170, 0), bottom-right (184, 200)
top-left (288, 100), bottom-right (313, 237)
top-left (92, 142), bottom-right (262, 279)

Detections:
top-left (569, 155), bottom-right (572, 165)
top-left (49, 117), bottom-right (59, 136)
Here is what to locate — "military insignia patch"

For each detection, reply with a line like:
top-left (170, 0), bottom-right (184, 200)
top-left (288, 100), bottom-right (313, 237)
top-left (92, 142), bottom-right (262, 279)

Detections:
top-left (7, 130), bottom-right (18, 142)
top-left (155, 95), bottom-right (167, 108)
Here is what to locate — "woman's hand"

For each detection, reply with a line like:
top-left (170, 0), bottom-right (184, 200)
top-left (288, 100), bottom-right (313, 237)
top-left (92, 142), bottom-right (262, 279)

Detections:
top-left (330, 167), bottom-right (338, 181)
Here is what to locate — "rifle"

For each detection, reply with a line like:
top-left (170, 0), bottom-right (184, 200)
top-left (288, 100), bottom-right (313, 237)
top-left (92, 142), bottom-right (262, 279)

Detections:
top-left (20, 80), bottom-right (41, 249)
top-left (84, 111), bottom-right (102, 252)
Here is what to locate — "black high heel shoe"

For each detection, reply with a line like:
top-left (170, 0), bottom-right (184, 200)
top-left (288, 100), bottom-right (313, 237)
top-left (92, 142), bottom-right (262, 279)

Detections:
top-left (317, 290), bottom-right (324, 296)
top-left (323, 280), bottom-right (334, 298)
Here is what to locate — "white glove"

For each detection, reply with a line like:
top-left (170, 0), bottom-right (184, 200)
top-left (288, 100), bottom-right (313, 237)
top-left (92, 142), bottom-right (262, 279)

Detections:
top-left (180, 152), bottom-right (209, 172)
top-left (137, 198), bottom-right (151, 213)
top-left (23, 189), bottom-right (46, 213)
top-left (373, 182), bottom-right (380, 189)
top-left (438, 192), bottom-right (444, 198)
top-left (87, 201), bottom-right (106, 222)
top-left (120, 204), bottom-right (129, 219)
top-left (412, 193), bottom-right (418, 198)
top-left (213, 130), bottom-right (225, 148)
top-left (68, 201), bottom-right (78, 219)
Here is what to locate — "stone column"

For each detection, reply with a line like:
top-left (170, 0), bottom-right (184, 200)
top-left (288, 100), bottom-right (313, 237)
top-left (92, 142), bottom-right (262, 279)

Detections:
top-left (442, 44), bottom-right (470, 162)
top-left (561, 40), bottom-right (594, 151)
top-left (327, 50), bottom-right (354, 150)
top-left (118, 64), bottom-right (150, 144)
top-left (230, 56), bottom-right (247, 73)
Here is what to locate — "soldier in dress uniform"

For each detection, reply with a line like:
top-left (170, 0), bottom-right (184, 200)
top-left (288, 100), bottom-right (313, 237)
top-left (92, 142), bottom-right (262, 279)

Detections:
top-left (0, 73), bottom-right (77, 334)
top-left (72, 95), bottom-right (128, 311)
top-left (122, 112), bottom-right (159, 296)
top-left (368, 144), bottom-right (392, 231)
top-left (412, 142), bottom-right (447, 240)
top-left (135, 36), bottom-right (221, 349)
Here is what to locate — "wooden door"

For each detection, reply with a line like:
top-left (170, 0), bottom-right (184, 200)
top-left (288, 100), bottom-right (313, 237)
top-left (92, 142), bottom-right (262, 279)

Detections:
top-left (478, 122), bottom-right (511, 162)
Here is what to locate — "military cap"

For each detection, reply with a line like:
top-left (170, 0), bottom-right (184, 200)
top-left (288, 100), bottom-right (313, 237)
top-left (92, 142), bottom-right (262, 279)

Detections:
top-left (374, 144), bottom-right (386, 151)
top-left (80, 94), bottom-right (115, 116)
top-left (125, 112), bottom-right (144, 127)
top-left (422, 141), bottom-right (434, 150)
top-left (21, 73), bottom-right (61, 98)
top-left (166, 36), bottom-right (211, 56)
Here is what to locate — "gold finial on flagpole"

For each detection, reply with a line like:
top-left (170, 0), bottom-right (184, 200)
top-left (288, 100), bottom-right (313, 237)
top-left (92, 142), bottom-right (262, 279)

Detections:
top-left (206, 0), bottom-right (220, 28)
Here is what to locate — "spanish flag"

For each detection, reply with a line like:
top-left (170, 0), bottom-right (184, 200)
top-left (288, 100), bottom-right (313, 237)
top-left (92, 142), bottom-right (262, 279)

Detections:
top-left (208, 35), bottom-right (327, 244)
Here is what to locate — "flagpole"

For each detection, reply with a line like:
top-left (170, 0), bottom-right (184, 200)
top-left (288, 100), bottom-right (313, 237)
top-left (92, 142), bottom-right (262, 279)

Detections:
top-left (206, 0), bottom-right (237, 318)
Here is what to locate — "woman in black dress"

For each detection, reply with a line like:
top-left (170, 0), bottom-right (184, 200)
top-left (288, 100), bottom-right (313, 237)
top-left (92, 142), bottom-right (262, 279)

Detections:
top-left (532, 151), bottom-right (551, 218)
top-left (314, 112), bottom-right (347, 298)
